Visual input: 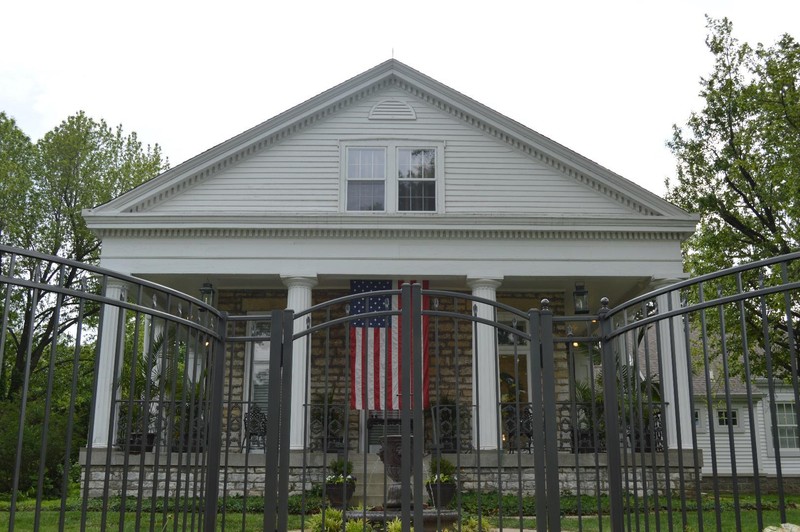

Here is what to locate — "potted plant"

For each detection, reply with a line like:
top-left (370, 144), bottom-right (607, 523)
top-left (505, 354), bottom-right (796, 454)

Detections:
top-left (324, 458), bottom-right (355, 508)
top-left (118, 331), bottom-right (168, 453)
top-left (571, 379), bottom-right (606, 453)
top-left (171, 381), bottom-right (207, 452)
top-left (425, 456), bottom-right (458, 507)
top-left (570, 363), bottom-right (662, 453)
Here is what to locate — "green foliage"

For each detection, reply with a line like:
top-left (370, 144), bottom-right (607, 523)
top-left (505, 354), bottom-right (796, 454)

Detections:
top-left (0, 111), bottom-right (168, 402)
top-left (425, 456), bottom-right (457, 484)
top-left (344, 517), bottom-right (374, 532)
top-left (460, 516), bottom-right (491, 532)
top-left (457, 490), bottom-right (537, 516)
top-left (0, 398), bottom-right (82, 497)
top-left (667, 17), bottom-right (800, 378)
top-left (307, 507), bottom-right (343, 532)
top-left (5, 111), bottom-right (167, 258)
top-left (384, 517), bottom-right (406, 532)
top-left (0, 113), bottom-right (34, 243)
top-left (668, 17), bottom-right (800, 267)
top-left (572, 358), bottom-right (662, 451)
top-left (0, 336), bottom-right (92, 496)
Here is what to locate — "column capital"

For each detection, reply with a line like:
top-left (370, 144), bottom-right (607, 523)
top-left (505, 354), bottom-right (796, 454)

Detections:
top-left (280, 275), bottom-right (318, 290)
top-left (103, 278), bottom-right (128, 299)
top-left (466, 277), bottom-right (503, 291)
top-left (648, 277), bottom-right (686, 291)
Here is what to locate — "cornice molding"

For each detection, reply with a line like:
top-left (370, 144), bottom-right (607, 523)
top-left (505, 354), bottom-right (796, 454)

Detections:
top-left (94, 226), bottom-right (689, 241)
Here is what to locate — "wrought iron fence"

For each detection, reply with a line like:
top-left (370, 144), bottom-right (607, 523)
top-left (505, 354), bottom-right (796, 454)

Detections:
top-left (0, 244), bottom-right (224, 531)
top-left (3, 242), bottom-right (800, 531)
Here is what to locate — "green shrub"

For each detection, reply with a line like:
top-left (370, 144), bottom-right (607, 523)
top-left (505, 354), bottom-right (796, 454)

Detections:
top-left (0, 399), bottom-right (82, 497)
top-left (385, 517), bottom-right (408, 532)
top-left (308, 507), bottom-right (343, 532)
top-left (460, 516), bottom-right (490, 532)
top-left (344, 517), bottom-right (374, 531)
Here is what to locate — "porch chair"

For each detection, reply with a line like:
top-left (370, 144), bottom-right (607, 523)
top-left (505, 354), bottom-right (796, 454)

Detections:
top-left (242, 404), bottom-right (268, 451)
top-left (503, 402), bottom-right (534, 452)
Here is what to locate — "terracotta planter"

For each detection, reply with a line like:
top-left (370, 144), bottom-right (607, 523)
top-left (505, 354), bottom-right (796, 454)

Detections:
top-left (325, 482), bottom-right (355, 508)
top-left (426, 481), bottom-right (457, 507)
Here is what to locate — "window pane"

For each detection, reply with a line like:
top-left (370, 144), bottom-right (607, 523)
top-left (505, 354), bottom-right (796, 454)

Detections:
top-left (776, 403), bottom-right (799, 449)
top-left (717, 409), bottom-right (737, 426)
top-left (347, 181), bottom-right (385, 211)
top-left (398, 181), bottom-right (435, 212)
top-left (348, 148), bottom-right (385, 179)
top-left (398, 148), bottom-right (436, 180)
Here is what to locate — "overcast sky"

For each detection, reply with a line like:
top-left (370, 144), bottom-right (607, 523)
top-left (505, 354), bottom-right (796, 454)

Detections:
top-left (2, 1), bottom-right (798, 198)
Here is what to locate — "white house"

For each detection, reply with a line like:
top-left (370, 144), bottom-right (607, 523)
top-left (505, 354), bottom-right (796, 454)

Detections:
top-left (694, 377), bottom-right (800, 488)
top-left (83, 59), bottom-right (698, 457)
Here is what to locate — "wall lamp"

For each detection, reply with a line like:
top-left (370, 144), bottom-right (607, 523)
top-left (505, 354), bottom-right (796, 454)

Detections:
top-left (573, 282), bottom-right (589, 314)
top-left (200, 282), bottom-right (215, 306)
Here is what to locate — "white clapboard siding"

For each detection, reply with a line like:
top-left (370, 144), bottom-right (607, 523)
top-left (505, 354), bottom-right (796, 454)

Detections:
top-left (696, 400), bottom-right (759, 475)
top-left (148, 86), bottom-right (634, 216)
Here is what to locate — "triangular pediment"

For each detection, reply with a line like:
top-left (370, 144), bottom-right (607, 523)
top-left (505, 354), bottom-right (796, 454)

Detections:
top-left (84, 60), bottom-right (697, 237)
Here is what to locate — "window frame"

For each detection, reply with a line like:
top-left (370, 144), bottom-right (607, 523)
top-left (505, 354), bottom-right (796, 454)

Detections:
top-left (694, 409), bottom-right (707, 433)
top-left (765, 399), bottom-right (800, 457)
top-left (340, 140), bottom-right (444, 213)
top-left (774, 402), bottom-right (800, 451)
top-left (496, 311), bottom-right (530, 404)
top-left (716, 408), bottom-right (739, 428)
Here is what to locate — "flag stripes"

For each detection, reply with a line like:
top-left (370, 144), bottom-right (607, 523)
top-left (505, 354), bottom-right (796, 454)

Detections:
top-left (349, 280), bottom-right (429, 410)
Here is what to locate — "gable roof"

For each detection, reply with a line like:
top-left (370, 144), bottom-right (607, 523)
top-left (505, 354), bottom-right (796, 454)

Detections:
top-left (84, 59), bottom-right (697, 237)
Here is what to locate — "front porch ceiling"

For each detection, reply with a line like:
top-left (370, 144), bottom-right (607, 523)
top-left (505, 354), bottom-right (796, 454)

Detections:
top-left (138, 273), bottom-right (656, 314)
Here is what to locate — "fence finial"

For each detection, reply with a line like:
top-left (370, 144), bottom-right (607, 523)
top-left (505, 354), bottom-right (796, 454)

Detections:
top-left (541, 298), bottom-right (550, 311)
top-left (600, 297), bottom-right (610, 310)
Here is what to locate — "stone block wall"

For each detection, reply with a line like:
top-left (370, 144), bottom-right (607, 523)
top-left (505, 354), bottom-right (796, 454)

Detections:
top-left (81, 449), bottom-right (698, 500)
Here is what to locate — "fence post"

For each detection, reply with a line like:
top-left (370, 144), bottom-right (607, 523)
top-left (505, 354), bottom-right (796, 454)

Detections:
top-left (203, 312), bottom-right (227, 532)
top-left (277, 309), bottom-right (294, 532)
top-left (263, 310), bottom-right (285, 531)
top-left (598, 298), bottom-right (624, 531)
top-left (528, 306), bottom-right (547, 526)
top-left (539, 300), bottom-right (561, 531)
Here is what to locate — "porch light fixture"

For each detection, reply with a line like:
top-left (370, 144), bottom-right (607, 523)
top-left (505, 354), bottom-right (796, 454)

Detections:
top-left (200, 282), bottom-right (215, 306)
top-left (573, 282), bottom-right (589, 314)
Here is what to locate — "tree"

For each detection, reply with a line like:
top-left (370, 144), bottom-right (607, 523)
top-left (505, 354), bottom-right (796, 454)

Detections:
top-left (667, 17), bottom-right (799, 272)
top-left (0, 113), bottom-right (35, 244)
top-left (0, 111), bottom-right (168, 399)
top-left (667, 18), bottom-right (800, 378)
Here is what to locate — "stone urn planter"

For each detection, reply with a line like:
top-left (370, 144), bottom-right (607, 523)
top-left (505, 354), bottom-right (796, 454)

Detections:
top-left (378, 434), bottom-right (412, 508)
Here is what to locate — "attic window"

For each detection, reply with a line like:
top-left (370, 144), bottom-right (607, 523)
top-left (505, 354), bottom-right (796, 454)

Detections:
top-left (369, 100), bottom-right (416, 120)
top-left (342, 141), bottom-right (444, 213)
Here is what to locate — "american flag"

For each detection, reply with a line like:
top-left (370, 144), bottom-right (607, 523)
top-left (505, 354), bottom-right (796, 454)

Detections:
top-left (349, 280), bottom-right (429, 411)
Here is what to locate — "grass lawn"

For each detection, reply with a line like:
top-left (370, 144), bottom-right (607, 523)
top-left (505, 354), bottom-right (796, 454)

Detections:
top-left (3, 509), bottom-right (800, 531)
top-left (2, 493), bottom-right (799, 530)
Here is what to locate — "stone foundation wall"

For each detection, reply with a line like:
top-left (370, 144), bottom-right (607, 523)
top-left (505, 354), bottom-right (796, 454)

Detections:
top-left (700, 474), bottom-right (800, 494)
top-left (82, 449), bottom-right (698, 500)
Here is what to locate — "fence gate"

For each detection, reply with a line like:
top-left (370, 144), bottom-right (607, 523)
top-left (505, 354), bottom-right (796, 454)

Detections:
top-left (252, 283), bottom-right (567, 531)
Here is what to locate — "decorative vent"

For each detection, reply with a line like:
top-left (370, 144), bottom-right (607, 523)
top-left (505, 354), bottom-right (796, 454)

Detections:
top-left (368, 100), bottom-right (417, 120)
